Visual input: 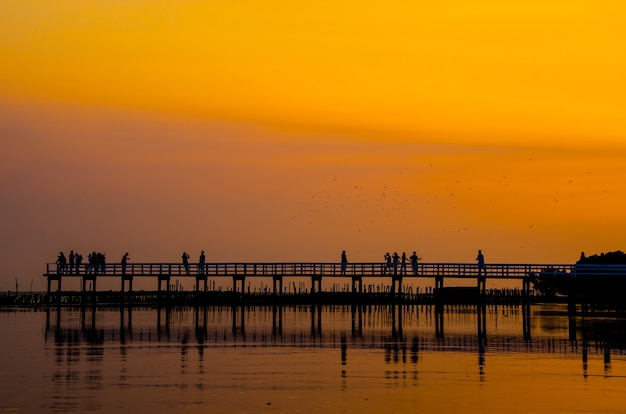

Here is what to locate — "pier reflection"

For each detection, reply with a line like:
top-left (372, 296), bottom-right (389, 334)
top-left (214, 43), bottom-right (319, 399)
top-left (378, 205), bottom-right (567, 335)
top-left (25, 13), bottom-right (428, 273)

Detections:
top-left (44, 304), bottom-right (626, 378)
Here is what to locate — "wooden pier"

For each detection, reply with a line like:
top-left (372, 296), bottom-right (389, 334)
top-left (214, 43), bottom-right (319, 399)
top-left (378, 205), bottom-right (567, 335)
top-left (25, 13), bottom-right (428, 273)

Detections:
top-left (44, 261), bottom-right (575, 299)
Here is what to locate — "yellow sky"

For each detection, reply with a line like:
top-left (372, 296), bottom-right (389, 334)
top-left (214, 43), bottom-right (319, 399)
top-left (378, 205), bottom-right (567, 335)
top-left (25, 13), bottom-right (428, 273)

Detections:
top-left (3, 0), bottom-right (626, 144)
top-left (1, 1), bottom-right (626, 290)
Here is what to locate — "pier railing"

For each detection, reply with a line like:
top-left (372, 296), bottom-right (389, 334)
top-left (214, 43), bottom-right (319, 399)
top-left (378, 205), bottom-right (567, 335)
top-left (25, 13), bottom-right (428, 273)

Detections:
top-left (45, 262), bottom-right (576, 278)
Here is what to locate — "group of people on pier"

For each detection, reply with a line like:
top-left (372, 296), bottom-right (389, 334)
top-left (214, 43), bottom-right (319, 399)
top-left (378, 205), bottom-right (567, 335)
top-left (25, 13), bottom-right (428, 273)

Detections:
top-left (384, 251), bottom-right (422, 275)
top-left (342, 249), bottom-right (485, 276)
top-left (53, 249), bottom-right (487, 276)
top-left (339, 250), bottom-right (423, 275)
top-left (55, 251), bottom-right (127, 275)
top-left (181, 251), bottom-right (205, 275)
top-left (55, 251), bottom-right (85, 274)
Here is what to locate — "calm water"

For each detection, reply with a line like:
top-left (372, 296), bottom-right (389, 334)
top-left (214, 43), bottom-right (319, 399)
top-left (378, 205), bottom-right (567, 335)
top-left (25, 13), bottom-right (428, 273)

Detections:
top-left (2, 304), bottom-right (626, 413)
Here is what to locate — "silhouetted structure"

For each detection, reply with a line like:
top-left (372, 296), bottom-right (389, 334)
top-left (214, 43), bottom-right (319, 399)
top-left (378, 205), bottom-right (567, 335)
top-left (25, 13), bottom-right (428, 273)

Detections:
top-left (121, 253), bottom-right (129, 275)
top-left (476, 250), bottom-right (485, 276)
top-left (56, 252), bottom-right (66, 274)
top-left (182, 252), bottom-right (190, 274)
top-left (198, 251), bottom-right (206, 275)
top-left (410, 252), bottom-right (421, 275)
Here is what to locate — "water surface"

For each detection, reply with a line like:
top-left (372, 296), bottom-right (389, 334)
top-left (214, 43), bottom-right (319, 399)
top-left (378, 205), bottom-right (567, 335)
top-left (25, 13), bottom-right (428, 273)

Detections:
top-left (1, 304), bottom-right (626, 413)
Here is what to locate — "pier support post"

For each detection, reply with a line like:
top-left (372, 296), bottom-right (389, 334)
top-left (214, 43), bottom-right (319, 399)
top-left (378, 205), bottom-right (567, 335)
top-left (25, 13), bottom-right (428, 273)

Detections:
top-left (433, 276), bottom-right (445, 309)
top-left (391, 275), bottom-right (403, 296)
top-left (46, 275), bottom-right (62, 305)
top-left (273, 276), bottom-right (283, 295)
top-left (233, 275), bottom-right (245, 293)
top-left (351, 276), bottom-right (362, 294)
top-left (195, 275), bottom-right (207, 292)
top-left (477, 276), bottom-right (486, 296)
top-left (158, 275), bottom-right (171, 302)
top-left (434, 276), bottom-right (444, 303)
top-left (121, 275), bottom-right (133, 294)
top-left (311, 275), bottom-right (322, 293)
top-left (121, 275), bottom-right (133, 305)
top-left (82, 275), bottom-right (97, 304)
top-left (435, 276), bottom-right (444, 290)
top-left (522, 276), bottom-right (531, 298)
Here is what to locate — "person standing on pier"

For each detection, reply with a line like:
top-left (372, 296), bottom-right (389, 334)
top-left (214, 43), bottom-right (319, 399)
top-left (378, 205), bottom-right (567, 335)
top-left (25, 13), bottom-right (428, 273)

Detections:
top-left (182, 252), bottom-right (190, 274)
top-left (87, 252), bottom-right (94, 274)
top-left (392, 252), bottom-right (400, 275)
top-left (476, 249), bottom-right (486, 276)
top-left (384, 252), bottom-right (392, 274)
top-left (341, 250), bottom-right (348, 275)
top-left (198, 250), bottom-right (206, 275)
top-left (99, 253), bottom-right (106, 274)
top-left (401, 252), bottom-right (407, 275)
top-left (121, 252), bottom-right (129, 275)
top-left (410, 251), bottom-right (421, 275)
top-left (68, 251), bottom-right (75, 274)
top-left (56, 252), bottom-right (67, 274)
top-left (75, 252), bottom-right (82, 275)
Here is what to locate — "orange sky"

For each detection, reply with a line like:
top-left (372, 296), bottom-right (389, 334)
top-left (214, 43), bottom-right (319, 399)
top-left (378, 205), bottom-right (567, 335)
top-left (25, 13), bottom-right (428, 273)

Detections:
top-left (1, 1), bottom-right (626, 291)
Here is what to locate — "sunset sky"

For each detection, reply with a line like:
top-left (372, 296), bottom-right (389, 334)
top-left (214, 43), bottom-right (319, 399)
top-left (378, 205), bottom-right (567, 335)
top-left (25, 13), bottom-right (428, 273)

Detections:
top-left (2, 0), bottom-right (626, 291)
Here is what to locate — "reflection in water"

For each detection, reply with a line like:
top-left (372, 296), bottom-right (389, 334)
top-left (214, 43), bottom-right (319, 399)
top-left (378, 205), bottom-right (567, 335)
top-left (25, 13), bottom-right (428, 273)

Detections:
top-left (24, 304), bottom-right (626, 413)
top-left (47, 305), bottom-right (105, 412)
top-left (44, 304), bottom-right (626, 370)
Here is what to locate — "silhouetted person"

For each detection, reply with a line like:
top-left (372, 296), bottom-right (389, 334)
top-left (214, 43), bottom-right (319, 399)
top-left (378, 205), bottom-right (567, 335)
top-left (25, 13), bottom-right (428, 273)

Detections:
top-left (75, 252), bottom-right (82, 274)
top-left (68, 250), bottom-right (75, 274)
top-left (341, 250), bottom-right (348, 275)
top-left (410, 251), bottom-right (421, 275)
top-left (384, 252), bottom-right (392, 274)
top-left (401, 252), bottom-right (407, 275)
top-left (198, 250), bottom-right (206, 275)
top-left (476, 249), bottom-right (486, 276)
top-left (182, 252), bottom-right (190, 274)
top-left (56, 252), bottom-right (67, 274)
top-left (392, 252), bottom-right (400, 275)
top-left (98, 253), bottom-right (106, 274)
top-left (88, 252), bottom-right (96, 274)
top-left (121, 252), bottom-right (129, 275)
top-left (96, 252), bottom-right (102, 274)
